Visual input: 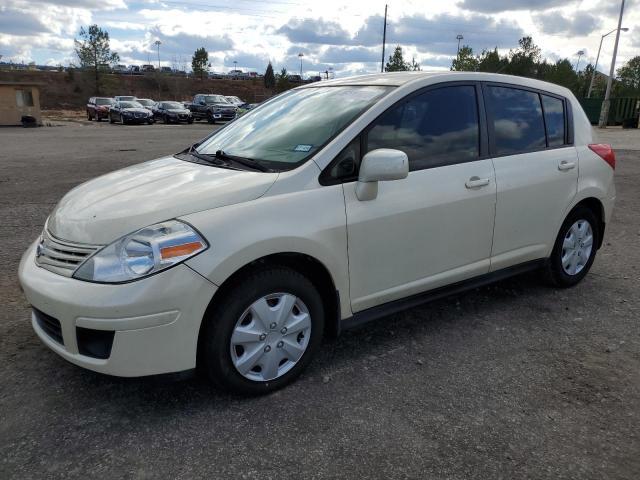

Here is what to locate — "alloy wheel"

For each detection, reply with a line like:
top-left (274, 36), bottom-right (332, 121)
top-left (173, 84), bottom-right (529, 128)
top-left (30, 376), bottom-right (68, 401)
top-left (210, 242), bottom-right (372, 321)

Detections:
top-left (230, 293), bottom-right (311, 382)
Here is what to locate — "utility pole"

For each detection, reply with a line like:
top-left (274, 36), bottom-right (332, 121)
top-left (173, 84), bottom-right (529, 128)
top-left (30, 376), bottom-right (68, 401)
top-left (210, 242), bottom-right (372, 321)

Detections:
top-left (599, 0), bottom-right (625, 128)
top-left (588, 27), bottom-right (628, 98)
top-left (456, 34), bottom-right (464, 55)
top-left (298, 52), bottom-right (304, 78)
top-left (381, 4), bottom-right (387, 73)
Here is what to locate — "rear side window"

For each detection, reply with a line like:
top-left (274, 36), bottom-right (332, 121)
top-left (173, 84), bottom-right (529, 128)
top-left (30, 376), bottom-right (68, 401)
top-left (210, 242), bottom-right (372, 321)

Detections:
top-left (541, 95), bottom-right (565, 147)
top-left (366, 85), bottom-right (479, 171)
top-left (486, 86), bottom-right (546, 155)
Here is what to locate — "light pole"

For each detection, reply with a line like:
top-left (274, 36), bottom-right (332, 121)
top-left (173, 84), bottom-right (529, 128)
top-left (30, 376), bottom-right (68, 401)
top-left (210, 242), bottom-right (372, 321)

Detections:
top-left (587, 26), bottom-right (628, 98)
top-left (154, 40), bottom-right (161, 70)
top-left (298, 52), bottom-right (304, 78)
top-left (233, 60), bottom-right (237, 72)
top-left (599, 0), bottom-right (626, 128)
top-left (574, 50), bottom-right (585, 71)
top-left (456, 34), bottom-right (464, 55)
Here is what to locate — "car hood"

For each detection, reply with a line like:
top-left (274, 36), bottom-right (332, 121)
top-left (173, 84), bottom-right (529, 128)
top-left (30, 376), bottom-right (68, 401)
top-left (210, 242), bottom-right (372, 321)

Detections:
top-left (47, 156), bottom-right (279, 244)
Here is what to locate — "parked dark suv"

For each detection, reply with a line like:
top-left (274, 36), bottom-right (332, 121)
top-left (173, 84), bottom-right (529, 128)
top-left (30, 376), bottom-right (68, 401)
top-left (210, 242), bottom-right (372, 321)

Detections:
top-left (87, 97), bottom-right (114, 122)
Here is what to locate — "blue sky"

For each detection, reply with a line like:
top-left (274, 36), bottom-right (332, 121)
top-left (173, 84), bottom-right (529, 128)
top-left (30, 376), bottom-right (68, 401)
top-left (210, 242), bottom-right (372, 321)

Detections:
top-left (0, 0), bottom-right (638, 77)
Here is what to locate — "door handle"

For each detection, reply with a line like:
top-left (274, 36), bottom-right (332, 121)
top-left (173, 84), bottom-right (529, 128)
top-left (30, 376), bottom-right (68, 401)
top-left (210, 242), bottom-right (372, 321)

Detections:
top-left (558, 160), bottom-right (576, 171)
top-left (465, 176), bottom-right (490, 189)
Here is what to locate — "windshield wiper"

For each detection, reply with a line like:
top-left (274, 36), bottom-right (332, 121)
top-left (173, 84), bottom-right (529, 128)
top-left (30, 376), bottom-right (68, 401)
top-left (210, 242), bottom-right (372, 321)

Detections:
top-left (178, 145), bottom-right (232, 168)
top-left (214, 150), bottom-right (271, 172)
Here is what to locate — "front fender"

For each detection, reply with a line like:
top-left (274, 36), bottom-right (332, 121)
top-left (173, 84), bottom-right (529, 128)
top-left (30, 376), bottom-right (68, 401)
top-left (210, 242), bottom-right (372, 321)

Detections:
top-left (181, 184), bottom-right (352, 319)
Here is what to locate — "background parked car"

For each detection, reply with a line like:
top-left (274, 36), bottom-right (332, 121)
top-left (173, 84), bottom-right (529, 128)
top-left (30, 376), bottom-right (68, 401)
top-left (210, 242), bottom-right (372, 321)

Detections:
top-left (141, 64), bottom-right (155, 73)
top-left (160, 66), bottom-right (173, 74)
top-left (86, 97), bottom-right (114, 122)
top-left (224, 96), bottom-right (246, 108)
top-left (109, 100), bottom-right (154, 125)
top-left (187, 94), bottom-right (237, 123)
top-left (128, 65), bottom-right (142, 75)
top-left (136, 98), bottom-right (156, 109)
top-left (152, 101), bottom-right (194, 124)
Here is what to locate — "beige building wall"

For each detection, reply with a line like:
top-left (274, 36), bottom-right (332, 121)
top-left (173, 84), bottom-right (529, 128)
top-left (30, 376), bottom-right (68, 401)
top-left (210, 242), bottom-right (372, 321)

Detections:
top-left (0, 85), bottom-right (42, 126)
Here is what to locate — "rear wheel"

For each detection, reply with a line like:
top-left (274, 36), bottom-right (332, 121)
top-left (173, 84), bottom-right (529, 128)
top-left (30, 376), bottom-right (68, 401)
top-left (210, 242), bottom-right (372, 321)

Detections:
top-left (544, 206), bottom-right (599, 287)
top-left (200, 267), bottom-right (324, 394)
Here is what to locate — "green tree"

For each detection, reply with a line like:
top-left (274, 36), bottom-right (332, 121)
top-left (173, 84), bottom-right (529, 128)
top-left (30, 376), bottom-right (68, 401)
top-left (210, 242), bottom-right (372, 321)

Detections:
top-left (476, 48), bottom-right (506, 73)
top-left (264, 61), bottom-right (275, 89)
top-left (385, 45), bottom-right (412, 72)
top-left (451, 45), bottom-right (478, 71)
top-left (191, 47), bottom-right (209, 80)
top-left (506, 36), bottom-right (541, 77)
top-left (409, 56), bottom-right (421, 71)
top-left (74, 25), bottom-right (119, 95)
top-left (276, 67), bottom-right (290, 91)
top-left (616, 56), bottom-right (640, 94)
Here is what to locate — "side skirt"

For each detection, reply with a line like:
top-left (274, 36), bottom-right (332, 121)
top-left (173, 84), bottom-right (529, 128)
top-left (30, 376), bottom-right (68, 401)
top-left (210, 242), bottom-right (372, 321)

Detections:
top-left (340, 259), bottom-right (546, 331)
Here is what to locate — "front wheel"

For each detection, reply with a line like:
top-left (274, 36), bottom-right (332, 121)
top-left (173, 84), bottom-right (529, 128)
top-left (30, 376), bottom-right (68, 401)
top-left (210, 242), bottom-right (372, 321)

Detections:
top-left (544, 206), bottom-right (599, 287)
top-left (200, 267), bottom-right (324, 394)
top-left (207, 112), bottom-right (216, 124)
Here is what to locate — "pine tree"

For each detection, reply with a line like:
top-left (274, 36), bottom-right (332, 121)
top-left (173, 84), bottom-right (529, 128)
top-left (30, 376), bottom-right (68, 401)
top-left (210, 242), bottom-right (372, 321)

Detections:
top-left (74, 25), bottom-right (119, 95)
top-left (264, 62), bottom-right (275, 89)
top-left (191, 47), bottom-right (209, 80)
top-left (385, 45), bottom-right (411, 72)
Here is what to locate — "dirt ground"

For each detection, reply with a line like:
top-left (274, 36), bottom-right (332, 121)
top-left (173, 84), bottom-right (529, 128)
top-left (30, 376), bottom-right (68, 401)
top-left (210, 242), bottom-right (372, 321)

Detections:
top-left (0, 122), bottom-right (639, 479)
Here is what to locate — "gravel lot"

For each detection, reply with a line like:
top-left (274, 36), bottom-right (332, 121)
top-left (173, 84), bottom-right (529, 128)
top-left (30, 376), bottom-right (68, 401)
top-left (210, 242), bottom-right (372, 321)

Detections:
top-left (1, 122), bottom-right (639, 479)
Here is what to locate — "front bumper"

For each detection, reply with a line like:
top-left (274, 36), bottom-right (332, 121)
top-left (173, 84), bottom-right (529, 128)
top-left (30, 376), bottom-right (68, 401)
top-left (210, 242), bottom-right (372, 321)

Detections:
top-left (18, 241), bottom-right (217, 377)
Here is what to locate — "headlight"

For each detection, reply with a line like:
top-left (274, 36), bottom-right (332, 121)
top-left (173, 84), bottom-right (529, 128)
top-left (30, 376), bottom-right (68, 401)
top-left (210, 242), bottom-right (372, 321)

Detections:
top-left (73, 220), bottom-right (207, 283)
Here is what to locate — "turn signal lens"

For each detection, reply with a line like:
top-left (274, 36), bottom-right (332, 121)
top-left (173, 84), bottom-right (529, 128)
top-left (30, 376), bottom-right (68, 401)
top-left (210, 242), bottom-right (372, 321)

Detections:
top-left (160, 241), bottom-right (204, 259)
top-left (588, 144), bottom-right (615, 170)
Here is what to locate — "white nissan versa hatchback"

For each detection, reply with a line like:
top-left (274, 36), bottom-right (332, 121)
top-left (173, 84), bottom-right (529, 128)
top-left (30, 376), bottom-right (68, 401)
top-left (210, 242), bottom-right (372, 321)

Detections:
top-left (19, 72), bottom-right (615, 394)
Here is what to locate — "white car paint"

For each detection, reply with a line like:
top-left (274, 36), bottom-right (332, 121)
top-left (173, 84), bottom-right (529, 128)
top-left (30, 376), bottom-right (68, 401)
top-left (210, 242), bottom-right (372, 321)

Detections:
top-left (18, 71), bottom-right (615, 378)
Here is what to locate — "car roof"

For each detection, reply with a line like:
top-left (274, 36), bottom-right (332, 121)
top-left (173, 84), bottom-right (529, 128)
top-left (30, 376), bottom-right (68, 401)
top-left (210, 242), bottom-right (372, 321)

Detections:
top-left (299, 71), bottom-right (574, 98)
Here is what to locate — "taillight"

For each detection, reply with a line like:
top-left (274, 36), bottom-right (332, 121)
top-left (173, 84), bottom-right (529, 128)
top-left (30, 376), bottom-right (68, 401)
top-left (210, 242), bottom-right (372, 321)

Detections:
top-left (588, 144), bottom-right (615, 170)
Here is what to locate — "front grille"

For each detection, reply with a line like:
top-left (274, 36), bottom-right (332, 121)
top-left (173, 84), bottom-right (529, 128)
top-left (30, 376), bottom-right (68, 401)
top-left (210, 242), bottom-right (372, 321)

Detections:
top-left (33, 309), bottom-right (64, 345)
top-left (35, 229), bottom-right (101, 277)
top-left (135, 112), bottom-right (145, 118)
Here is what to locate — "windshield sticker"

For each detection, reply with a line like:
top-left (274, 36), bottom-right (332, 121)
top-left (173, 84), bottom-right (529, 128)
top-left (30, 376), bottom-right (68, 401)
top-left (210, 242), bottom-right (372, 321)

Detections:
top-left (293, 144), bottom-right (313, 152)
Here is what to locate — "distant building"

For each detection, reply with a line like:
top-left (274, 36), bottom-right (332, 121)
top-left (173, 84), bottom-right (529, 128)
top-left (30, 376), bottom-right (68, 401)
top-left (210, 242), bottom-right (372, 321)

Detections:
top-left (0, 81), bottom-right (43, 126)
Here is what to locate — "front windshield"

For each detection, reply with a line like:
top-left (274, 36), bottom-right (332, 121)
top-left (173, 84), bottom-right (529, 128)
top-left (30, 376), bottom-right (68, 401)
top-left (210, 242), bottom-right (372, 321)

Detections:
top-left (204, 95), bottom-right (229, 104)
top-left (197, 86), bottom-right (392, 169)
top-left (137, 99), bottom-right (154, 106)
top-left (118, 96), bottom-right (135, 101)
top-left (120, 101), bottom-right (142, 108)
top-left (163, 102), bottom-right (184, 109)
top-left (96, 98), bottom-right (113, 105)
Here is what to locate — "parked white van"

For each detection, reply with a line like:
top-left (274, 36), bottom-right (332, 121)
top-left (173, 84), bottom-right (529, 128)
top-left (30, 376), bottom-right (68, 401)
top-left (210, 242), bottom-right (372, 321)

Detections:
top-left (19, 72), bottom-right (616, 394)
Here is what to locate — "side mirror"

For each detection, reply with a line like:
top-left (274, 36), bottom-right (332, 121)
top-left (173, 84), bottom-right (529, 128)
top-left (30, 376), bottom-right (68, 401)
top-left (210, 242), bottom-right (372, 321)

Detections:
top-left (355, 149), bottom-right (408, 201)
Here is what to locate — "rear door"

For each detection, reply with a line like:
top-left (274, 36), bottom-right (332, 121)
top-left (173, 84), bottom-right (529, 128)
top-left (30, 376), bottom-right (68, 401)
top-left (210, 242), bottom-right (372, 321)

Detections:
top-left (338, 83), bottom-right (497, 312)
top-left (484, 84), bottom-right (578, 270)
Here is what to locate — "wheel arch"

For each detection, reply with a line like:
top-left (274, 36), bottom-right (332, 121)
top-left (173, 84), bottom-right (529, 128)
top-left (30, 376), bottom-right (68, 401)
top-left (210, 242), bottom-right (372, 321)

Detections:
top-left (569, 196), bottom-right (606, 249)
top-left (196, 252), bottom-right (342, 369)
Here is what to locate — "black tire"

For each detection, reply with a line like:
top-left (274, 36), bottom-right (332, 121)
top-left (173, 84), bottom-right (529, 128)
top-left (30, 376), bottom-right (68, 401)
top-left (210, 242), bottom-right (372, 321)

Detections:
top-left (207, 111), bottom-right (216, 124)
top-left (87, 111), bottom-right (92, 121)
top-left (200, 267), bottom-right (325, 395)
top-left (544, 206), bottom-right (600, 288)
top-left (96, 115), bottom-right (101, 122)
top-left (163, 114), bottom-right (169, 124)
top-left (109, 114), bottom-right (115, 124)
top-left (187, 118), bottom-right (194, 124)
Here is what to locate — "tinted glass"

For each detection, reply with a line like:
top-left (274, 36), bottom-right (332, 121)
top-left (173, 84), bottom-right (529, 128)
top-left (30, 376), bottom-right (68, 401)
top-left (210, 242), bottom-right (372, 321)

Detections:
top-left (487, 86), bottom-right (546, 155)
top-left (204, 95), bottom-right (228, 104)
top-left (95, 98), bottom-right (113, 105)
top-left (137, 99), bottom-right (154, 106)
top-left (197, 86), bottom-right (391, 169)
top-left (366, 85), bottom-right (479, 170)
top-left (324, 137), bottom-right (361, 182)
top-left (163, 102), bottom-right (183, 109)
top-left (542, 95), bottom-right (565, 146)
top-left (120, 101), bottom-right (142, 108)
